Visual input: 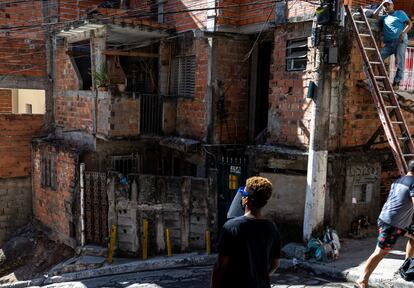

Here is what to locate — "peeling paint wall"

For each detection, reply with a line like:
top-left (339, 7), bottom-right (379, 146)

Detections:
top-left (107, 174), bottom-right (215, 256)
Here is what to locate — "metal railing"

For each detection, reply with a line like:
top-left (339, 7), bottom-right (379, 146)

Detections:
top-left (140, 93), bottom-right (163, 135)
top-left (389, 47), bottom-right (414, 92)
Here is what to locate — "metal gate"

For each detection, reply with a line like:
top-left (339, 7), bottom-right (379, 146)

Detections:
top-left (217, 148), bottom-right (248, 230)
top-left (84, 171), bottom-right (108, 245)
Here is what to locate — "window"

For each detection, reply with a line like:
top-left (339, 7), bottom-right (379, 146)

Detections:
top-left (25, 104), bottom-right (32, 114)
top-left (41, 152), bottom-right (57, 190)
top-left (111, 154), bottom-right (141, 175)
top-left (286, 38), bottom-right (308, 72)
top-left (172, 55), bottom-right (196, 98)
top-left (69, 41), bottom-right (92, 90)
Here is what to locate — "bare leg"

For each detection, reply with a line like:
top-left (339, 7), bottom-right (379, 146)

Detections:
top-left (406, 238), bottom-right (414, 259)
top-left (356, 246), bottom-right (389, 288)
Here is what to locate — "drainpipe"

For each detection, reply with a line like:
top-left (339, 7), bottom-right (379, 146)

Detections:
top-left (205, 0), bottom-right (217, 143)
top-left (303, 19), bottom-right (332, 241)
top-left (80, 163), bottom-right (85, 246)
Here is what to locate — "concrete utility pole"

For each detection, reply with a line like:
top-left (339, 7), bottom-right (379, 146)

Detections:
top-left (303, 46), bottom-right (332, 241)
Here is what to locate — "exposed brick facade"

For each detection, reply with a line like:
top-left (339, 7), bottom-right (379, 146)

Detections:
top-left (214, 36), bottom-right (250, 144)
top-left (0, 1), bottom-right (46, 77)
top-left (0, 115), bottom-right (44, 178)
top-left (55, 95), bottom-right (93, 133)
top-left (33, 142), bottom-right (79, 247)
top-left (0, 89), bottom-right (12, 113)
top-left (175, 37), bottom-right (209, 140)
top-left (267, 22), bottom-right (314, 148)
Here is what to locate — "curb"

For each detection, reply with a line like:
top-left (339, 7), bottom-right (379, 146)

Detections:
top-left (0, 253), bottom-right (216, 288)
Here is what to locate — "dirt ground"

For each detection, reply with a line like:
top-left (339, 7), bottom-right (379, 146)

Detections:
top-left (0, 222), bottom-right (74, 284)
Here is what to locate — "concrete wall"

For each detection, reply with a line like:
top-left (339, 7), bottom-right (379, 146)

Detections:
top-left (260, 172), bottom-right (307, 243)
top-left (15, 89), bottom-right (46, 114)
top-left (0, 177), bottom-right (32, 246)
top-left (327, 155), bottom-right (382, 236)
top-left (108, 174), bottom-right (215, 255)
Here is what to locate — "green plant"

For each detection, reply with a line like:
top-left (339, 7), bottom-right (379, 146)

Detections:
top-left (91, 64), bottom-right (110, 88)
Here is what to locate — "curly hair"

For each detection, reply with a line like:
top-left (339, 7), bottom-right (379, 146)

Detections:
top-left (245, 176), bottom-right (273, 208)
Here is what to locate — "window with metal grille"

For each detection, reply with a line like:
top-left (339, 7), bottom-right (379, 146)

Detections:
top-left (41, 152), bottom-right (57, 190)
top-left (111, 155), bottom-right (141, 175)
top-left (286, 38), bottom-right (308, 72)
top-left (25, 104), bottom-right (32, 114)
top-left (172, 55), bottom-right (196, 98)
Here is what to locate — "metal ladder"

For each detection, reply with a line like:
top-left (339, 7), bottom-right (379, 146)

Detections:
top-left (345, 5), bottom-right (414, 175)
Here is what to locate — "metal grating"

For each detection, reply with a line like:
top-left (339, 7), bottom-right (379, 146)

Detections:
top-left (140, 93), bottom-right (163, 135)
top-left (172, 55), bottom-right (196, 98)
top-left (111, 154), bottom-right (142, 175)
top-left (84, 171), bottom-right (108, 246)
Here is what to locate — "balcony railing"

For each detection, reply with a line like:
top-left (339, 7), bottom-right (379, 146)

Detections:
top-left (390, 46), bottom-right (414, 92)
top-left (140, 94), bottom-right (162, 135)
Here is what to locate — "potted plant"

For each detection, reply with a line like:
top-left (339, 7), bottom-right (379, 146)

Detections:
top-left (92, 64), bottom-right (110, 91)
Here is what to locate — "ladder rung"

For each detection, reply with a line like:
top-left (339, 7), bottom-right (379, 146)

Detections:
top-left (355, 20), bottom-right (366, 24)
top-left (399, 137), bottom-right (410, 140)
top-left (403, 154), bottom-right (414, 157)
top-left (369, 62), bottom-right (381, 65)
top-left (380, 91), bottom-right (393, 94)
top-left (360, 34), bottom-right (371, 37)
top-left (364, 47), bottom-right (376, 51)
top-left (391, 121), bottom-right (403, 124)
top-left (385, 106), bottom-right (398, 109)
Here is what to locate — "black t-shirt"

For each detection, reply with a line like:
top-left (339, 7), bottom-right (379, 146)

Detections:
top-left (217, 216), bottom-right (281, 288)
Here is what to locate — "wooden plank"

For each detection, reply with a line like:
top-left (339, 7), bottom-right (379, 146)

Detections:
top-left (103, 50), bottom-right (158, 58)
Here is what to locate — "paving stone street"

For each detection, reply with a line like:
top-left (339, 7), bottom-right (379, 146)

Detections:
top-left (38, 266), bottom-right (355, 288)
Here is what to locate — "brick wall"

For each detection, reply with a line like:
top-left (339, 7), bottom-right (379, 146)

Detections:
top-left (0, 177), bottom-right (32, 246)
top-left (176, 37), bottom-right (209, 140)
top-left (98, 95), bottom-right (140, 138)
top-left (164, 0), bottom-right (209, 31)
top-left (55, 45), bottom-right (81, 92)
top-left (267, 22), bottom-right (314, 148)
top-left (0, 115), bottom-right (44, 178)
top-left (214, 36), bottom-right (250, 143)
top-left (0, 89), bottom-right (12, 113)
top-left (55, 94), bottom-right (93, 133)
top-left (59, 0), bottom-right (103, 21)
top-left (239, 0), bottom-right (275, 26)
top-left (33, 142), bottom-right (78, 247)
top-left (0, 1), bottom-right (46, 77)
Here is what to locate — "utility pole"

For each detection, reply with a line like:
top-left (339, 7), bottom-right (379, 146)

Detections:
top-left (303, 26), bottom-right (332, 241)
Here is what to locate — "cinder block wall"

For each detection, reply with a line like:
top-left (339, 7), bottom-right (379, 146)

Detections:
top-left (0, 178), bottom-right (32, 245)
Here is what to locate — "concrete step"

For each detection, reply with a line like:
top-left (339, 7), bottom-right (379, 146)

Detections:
top-left (75, 245), bottom-right (107, 257)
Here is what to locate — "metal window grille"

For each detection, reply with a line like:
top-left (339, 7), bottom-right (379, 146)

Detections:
top-left (286, 39), bottom-right (308, 72)
top-left (111, 154), bottom-right (142, 175)
top-left (25, 104), bottom-right (32, 114)
top-left (41, 152), bottom-right (57, 190)
top-left (172, 55), bottom-right (196, 97)
top-left (140, 93), bottom-right (163, 134)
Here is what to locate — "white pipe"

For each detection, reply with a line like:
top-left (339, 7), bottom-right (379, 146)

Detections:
top-left (80, 163), bottom-right (85, 246)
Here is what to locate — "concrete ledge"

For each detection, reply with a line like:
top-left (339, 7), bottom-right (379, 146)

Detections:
top-left (0, 253), bottom-right (216, 288)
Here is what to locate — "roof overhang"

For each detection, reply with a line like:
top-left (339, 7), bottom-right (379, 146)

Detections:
top-left (57, 21), bottom-right (169, 46)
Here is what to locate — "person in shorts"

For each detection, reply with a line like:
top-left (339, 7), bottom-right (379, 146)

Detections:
top-left (357, 160), bottom-right (414, 288)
